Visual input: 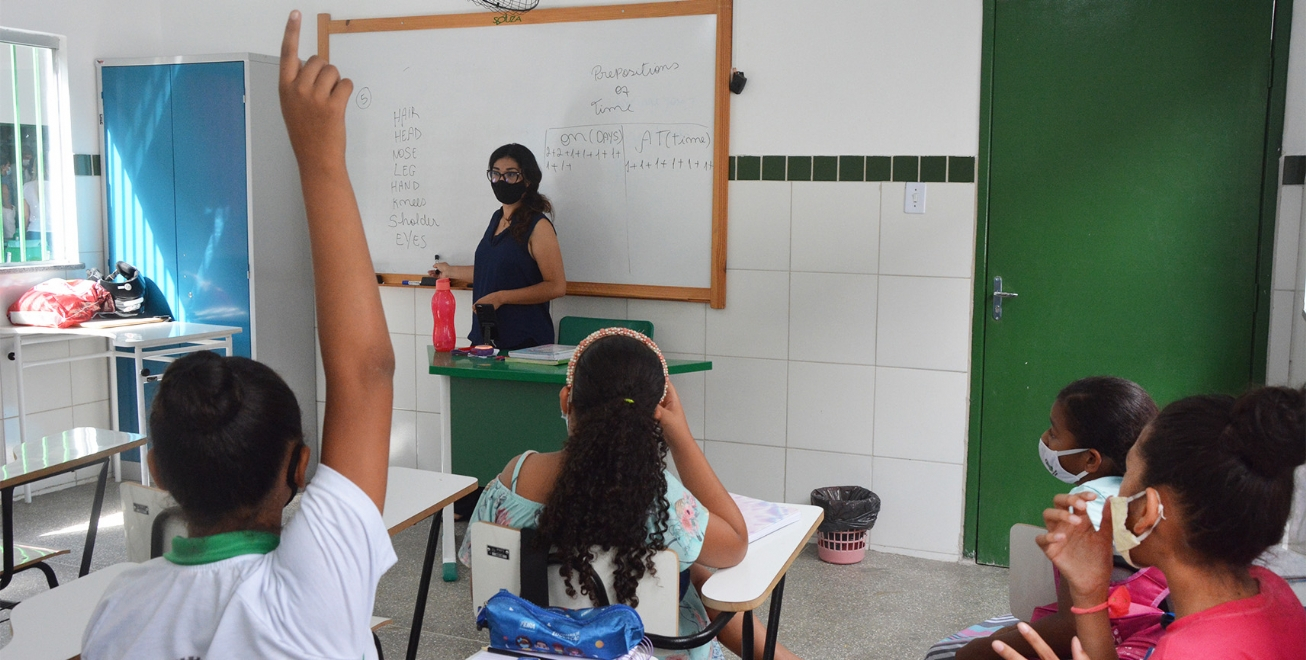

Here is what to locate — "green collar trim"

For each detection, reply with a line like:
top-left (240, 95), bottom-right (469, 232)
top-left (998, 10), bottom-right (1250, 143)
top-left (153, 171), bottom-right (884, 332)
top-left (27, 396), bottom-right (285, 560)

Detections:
top-left (164, 530), bottom-right (281, 566)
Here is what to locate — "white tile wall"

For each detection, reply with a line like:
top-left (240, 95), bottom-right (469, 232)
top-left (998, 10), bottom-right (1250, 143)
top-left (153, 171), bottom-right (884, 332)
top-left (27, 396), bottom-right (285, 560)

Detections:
top-left (726, 181), bottom-right (791, 272)
top-left (703, 440), bottom-right (786, 502)
top-left (627, 300), bottom-right (707, 355)
top-left (704, 356), bottom-right (788, 447)
top-left (876, 275), bottom-right (973, 372)
top-left (705, 269), bottom-right (789, 359)
top-left (784, 448), bottom-right (873, 506)
top-left (1269, 174), bottom-right (1306, 388)
top-left (786, 361), bottom-right (875, 455)
top-left (869, 457), bottom-right (964, 557)
top-left (879, 182), bottom-right (977, 278)
top-left (873, 367), bottom-right (969, 464)
top-left (789, 272), bottom-right (877, 365)
top-left (790, 182), bottom-right (880, 274)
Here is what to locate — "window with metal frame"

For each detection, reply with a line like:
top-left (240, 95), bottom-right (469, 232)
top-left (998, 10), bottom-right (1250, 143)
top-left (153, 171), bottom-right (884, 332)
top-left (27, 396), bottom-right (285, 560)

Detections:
top-left (0, 27), bottom-right (75, 266)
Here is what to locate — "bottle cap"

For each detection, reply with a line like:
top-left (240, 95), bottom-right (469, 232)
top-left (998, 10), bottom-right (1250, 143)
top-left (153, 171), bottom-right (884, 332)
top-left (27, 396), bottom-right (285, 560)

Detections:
top-left (436, 278), bottom-right (451, 290)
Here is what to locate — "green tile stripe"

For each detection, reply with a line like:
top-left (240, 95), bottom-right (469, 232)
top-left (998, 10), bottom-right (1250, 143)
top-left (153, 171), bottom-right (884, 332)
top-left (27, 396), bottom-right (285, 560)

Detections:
top-left (728, 155), bottom-right (976, 183)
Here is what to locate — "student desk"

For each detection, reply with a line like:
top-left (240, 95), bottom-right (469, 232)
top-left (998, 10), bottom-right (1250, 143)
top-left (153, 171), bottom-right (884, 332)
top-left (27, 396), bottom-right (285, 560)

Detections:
top-left (699, 504), bottom-right (823, 660)
top-left (0, 322), bottom-right (240, 490)
top-left (383, 466), bottom-right (478, 660)
top-left (0, 428), bottom-right (146, 601)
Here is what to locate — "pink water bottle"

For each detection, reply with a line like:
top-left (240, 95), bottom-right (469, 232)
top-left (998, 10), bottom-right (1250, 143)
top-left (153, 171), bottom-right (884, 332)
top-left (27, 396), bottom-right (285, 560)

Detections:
top-left (431, 278), bottom-right (457, 352)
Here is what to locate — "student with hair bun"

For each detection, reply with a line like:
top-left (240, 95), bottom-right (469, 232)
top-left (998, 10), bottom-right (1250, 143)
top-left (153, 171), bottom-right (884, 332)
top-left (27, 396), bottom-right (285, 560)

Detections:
top-left (82, 12), bottom-right (396, 659)
top-left (992, 386), bottom-right (1306, 660)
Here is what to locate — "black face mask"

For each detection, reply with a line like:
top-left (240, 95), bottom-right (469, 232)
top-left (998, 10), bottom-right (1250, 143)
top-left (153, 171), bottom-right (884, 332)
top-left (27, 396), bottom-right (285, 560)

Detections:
top-left (491, 180), bottom-right (527, 205)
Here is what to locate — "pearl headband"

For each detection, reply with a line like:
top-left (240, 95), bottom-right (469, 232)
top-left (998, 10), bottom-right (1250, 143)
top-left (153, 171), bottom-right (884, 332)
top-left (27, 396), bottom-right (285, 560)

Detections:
top-left (565, 327), bottom-right (669, 400)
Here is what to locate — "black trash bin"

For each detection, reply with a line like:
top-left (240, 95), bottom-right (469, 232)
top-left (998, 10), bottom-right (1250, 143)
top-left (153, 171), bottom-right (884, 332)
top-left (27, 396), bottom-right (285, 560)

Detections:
top-left (810, 486), bottom-right (880, 564)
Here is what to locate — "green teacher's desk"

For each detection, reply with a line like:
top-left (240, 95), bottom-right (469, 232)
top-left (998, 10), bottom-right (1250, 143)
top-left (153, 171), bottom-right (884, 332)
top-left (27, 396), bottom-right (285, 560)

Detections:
top-left (428, 348), bottom-right (712, 485)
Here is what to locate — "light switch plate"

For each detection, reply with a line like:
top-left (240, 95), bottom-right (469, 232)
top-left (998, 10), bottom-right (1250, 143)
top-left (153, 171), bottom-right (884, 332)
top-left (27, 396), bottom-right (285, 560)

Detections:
top-left (905, 182), bottom-right (926, 214)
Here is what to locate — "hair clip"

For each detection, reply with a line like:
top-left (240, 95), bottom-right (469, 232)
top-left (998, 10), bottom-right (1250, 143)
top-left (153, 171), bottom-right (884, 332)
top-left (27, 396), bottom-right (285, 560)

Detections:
top-left (566, 327), bottom-right (669, 400)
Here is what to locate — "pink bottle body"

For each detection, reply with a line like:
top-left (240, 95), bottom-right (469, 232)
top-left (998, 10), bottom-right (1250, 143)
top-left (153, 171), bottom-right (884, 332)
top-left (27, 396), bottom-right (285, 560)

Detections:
top-left (431, 279), bottom-right (457, 352)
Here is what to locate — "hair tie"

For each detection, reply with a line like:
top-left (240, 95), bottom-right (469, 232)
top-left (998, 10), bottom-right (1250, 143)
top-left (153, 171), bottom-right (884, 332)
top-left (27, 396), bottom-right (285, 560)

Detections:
top-left (566, 327), bottom-right (669, 401)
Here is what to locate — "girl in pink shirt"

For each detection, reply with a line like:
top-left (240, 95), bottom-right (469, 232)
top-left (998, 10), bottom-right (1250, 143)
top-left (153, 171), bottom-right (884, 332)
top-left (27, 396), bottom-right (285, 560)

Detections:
top-left (991, 386), bottom-right (1306, 660)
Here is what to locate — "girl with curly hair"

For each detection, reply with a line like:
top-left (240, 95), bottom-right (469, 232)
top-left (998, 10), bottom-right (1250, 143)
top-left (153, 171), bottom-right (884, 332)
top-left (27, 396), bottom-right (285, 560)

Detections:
top-left (460, 328), bottom-right (801, 659)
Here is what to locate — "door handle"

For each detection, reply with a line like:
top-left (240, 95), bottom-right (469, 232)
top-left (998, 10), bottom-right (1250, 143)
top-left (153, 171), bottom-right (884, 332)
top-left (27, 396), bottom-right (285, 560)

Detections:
top-left (993, 276), bottom-right (1018, 320)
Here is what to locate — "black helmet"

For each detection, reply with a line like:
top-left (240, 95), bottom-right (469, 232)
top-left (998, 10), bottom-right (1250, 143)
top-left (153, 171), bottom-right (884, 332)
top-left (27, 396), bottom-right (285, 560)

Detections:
top-left (90, 262), bottom-right (145, 317)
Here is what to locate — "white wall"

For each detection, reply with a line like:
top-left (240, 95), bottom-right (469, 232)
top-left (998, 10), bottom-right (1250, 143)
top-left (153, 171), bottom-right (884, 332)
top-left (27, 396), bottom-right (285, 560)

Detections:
top-left (1268, 0), bottom-right (1306, 389)
top-left (2, 0), bottom-right (1301, 560)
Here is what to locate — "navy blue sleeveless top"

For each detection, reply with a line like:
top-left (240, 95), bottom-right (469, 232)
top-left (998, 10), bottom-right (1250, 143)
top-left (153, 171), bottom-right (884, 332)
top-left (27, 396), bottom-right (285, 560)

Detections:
top-left (469, 210), bottom-right (555, 350)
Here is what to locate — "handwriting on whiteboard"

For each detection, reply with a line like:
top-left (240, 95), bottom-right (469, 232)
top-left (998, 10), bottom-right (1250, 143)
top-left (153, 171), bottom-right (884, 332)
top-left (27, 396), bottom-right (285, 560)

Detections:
top-left (388, 105), bottom-right (434, 251)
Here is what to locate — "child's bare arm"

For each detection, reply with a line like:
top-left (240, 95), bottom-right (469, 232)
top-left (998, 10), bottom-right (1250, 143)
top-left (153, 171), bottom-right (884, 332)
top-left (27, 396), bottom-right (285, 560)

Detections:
top-left (279, 11), bottom-right (394, 510)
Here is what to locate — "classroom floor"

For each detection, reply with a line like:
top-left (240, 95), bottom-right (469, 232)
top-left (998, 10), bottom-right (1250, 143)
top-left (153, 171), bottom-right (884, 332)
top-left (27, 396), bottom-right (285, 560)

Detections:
top-left (0, 481), bottom-right (1009, 660)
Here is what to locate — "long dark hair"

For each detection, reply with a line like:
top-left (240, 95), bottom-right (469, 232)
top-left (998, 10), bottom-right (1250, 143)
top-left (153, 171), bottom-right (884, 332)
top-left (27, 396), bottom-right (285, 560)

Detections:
top-left (149, 351), bottom-right (303, 530)
top-left (489, 143), bottom-right (552, 243)
top-left (534, 335), bottom-right (670, 607)
top-left (1140, 386), bottom-right (1306, 566)
top-left (1056, 376), bottom-right (1158, 472)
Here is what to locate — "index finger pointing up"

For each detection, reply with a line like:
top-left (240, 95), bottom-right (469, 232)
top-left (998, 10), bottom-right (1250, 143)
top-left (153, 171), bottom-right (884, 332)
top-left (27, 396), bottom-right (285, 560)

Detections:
top-left (280, 10), bottom-right (302, 84)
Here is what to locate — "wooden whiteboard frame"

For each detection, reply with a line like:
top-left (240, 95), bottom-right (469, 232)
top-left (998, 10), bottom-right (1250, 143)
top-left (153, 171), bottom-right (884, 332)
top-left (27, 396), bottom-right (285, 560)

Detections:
top-left (320, 0), bottom-right (732, 308)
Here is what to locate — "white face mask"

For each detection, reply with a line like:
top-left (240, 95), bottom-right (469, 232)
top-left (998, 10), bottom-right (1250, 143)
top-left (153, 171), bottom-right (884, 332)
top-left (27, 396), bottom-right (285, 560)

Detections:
top-left (1110, 490), bottom-right (1164, 569)
top-left (1038, 438), bottom-right (1089, 483)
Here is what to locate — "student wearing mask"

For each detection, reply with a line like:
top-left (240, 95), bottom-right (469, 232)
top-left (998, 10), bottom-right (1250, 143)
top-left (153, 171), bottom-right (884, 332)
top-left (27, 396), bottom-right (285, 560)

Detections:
top-left (991, 385), bottom-right (1306, 660)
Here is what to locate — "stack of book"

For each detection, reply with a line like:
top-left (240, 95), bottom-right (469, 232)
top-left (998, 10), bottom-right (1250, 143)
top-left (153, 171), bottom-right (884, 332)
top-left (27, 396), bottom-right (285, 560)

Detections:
top-left (505, 344), bottom-right (577, 365)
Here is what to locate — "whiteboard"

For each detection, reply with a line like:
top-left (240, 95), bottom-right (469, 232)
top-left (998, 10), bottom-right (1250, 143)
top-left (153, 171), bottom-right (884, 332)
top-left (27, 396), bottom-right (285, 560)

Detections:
top-left (330, 12), bottom-right (719, 290)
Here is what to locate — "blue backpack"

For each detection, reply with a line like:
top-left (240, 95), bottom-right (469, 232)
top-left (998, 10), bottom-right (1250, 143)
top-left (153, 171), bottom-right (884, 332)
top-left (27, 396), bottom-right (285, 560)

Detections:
top-left (476, 589), bottom-right (646, 659)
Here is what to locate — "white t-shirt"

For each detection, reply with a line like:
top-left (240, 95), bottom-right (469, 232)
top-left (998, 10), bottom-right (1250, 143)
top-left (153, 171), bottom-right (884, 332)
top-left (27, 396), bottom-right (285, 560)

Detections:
top-left (82, 466), bottom-right (397, 660)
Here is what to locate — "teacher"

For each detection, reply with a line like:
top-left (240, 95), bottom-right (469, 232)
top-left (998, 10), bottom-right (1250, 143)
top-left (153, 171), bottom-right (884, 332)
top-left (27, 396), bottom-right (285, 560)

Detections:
top-left (430, 144), bottom-right (566, 350)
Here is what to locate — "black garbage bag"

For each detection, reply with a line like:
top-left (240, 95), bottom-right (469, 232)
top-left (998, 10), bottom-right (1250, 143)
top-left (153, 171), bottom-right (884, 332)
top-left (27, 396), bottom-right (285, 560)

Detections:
top-left (811, 486), bottom-right (880, 533)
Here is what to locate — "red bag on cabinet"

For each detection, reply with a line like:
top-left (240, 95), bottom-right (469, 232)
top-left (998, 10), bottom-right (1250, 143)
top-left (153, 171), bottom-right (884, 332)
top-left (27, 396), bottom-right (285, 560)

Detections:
top-left (8, 278), bottom-right (114, 328)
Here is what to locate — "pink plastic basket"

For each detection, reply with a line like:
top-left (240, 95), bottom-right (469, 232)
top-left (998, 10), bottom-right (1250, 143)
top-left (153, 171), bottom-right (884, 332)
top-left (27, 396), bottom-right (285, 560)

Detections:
top-left (817, 529), bottom-right (867, 564)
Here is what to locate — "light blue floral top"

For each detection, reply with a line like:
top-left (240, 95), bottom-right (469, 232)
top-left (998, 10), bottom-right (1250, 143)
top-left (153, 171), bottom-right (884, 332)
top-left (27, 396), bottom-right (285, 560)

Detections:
top-left (459, 451), bottom-right (723, 660)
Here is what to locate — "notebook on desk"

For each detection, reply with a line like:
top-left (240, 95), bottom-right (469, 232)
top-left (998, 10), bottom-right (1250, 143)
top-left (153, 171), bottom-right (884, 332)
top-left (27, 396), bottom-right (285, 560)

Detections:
top-left (730, 493), bottom-right (801, 544)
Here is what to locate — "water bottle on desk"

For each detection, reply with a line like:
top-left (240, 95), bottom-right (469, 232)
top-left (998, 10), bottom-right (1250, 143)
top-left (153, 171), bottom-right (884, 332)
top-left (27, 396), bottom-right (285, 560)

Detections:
top-left (431, 278), bottom-right (456, 352)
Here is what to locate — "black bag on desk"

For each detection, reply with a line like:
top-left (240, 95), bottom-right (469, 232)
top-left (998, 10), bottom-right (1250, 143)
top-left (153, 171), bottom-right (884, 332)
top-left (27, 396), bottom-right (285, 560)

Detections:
top-left (88, 261), bottom-right (145, 317)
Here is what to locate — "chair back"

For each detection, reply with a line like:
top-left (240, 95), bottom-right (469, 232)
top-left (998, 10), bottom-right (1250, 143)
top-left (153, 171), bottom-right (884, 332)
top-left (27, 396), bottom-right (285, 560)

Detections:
top-left (557, 317), bottom-right (654, 345)
top-left (1009, 523), bottom-right (1057, 620)
top-left (469, 521), bottom-right (680, 636)
top-left (120, 482), bottom-right (186, 562)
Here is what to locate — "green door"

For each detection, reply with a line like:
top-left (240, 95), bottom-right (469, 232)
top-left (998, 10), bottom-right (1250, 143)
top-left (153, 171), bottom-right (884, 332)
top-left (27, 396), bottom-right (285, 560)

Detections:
top-left (972, 0), bottom-right (1286, 565)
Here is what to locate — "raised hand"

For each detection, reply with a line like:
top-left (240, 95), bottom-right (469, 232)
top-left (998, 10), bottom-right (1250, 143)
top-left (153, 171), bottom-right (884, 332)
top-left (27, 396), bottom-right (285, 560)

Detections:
top-left (279, 10), bottom-right (354, 169)
top-left (1039, 493), bottom-right (1114, 602)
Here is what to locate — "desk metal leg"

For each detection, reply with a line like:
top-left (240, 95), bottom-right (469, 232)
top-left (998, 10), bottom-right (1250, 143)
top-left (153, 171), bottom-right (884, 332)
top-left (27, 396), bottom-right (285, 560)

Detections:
top-left (80, 460), bottom-right (110, 577)
top-left (1, 487), bottom-right (13, 591)
top-left (406, 513), bottom-right (443, 660)
top-left (12, 339), bottom-right (30, 505)
top-left (438, 375), bottom-right (456, 580)
top-left (762, 575), bottom-right (786, 660)
top-left (108, 339), bottom-right (121, 482)
top-left (134, 349), bottom-right (150, 487)
top-left (741, 606), bottom-right (754, 660)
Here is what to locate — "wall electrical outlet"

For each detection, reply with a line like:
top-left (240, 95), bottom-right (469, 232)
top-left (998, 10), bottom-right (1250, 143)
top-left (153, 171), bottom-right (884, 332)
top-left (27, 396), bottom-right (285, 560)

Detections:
top-left (904, 182), bottom-right (926, 214)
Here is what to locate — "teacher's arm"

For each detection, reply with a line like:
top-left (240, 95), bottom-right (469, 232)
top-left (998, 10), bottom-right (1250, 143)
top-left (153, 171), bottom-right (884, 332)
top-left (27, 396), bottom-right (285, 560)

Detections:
top-left (476, 220), bottom-right (567, 307)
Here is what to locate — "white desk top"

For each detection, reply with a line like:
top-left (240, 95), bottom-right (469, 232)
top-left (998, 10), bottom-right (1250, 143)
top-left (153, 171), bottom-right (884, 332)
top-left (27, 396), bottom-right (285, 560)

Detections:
top-left (699, 504), bottom-right (823, 612)
top-left (0, 321), bottom-right (240, 347)
top-left (1, 562), bottom-right (134, 660)
top-left (0, 428), bottom-right (146, 490)
top-left (383, 467), bottom-right (478, 536)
